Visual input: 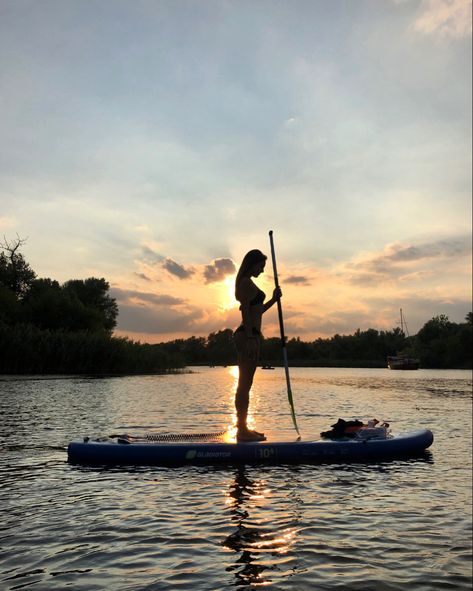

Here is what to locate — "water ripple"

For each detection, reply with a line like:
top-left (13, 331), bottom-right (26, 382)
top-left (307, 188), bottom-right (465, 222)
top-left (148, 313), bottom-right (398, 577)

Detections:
top-left (0, 368), bottom-right (471, 590)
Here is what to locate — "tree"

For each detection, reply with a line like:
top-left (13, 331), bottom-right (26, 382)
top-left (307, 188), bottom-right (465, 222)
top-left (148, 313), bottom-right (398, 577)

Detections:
top-left (206, 329), bottom-right (236, 364)
top-left (63, 278), bottom-right (118, 333)
top-left (0, 286), bottom-right (23, 325)
top-left (0, 236), bottom-right (36, 298)
top-left (22, 278), bottom-right (104, 332)
top-left (416, 315), bottom-right (454, 343)
top-left (412, 314), bottom-right (472, 369)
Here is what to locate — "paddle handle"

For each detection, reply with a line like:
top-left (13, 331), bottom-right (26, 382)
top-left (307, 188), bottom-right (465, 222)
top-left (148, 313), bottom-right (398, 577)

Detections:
top-left (269, 230), bottom-right (301, 438)
top-left (269, 230), bottom-right (286, 346)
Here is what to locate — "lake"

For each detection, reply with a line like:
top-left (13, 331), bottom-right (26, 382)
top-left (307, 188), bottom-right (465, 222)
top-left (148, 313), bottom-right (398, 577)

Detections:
top-left (0, 367), bottom-right (471, 590)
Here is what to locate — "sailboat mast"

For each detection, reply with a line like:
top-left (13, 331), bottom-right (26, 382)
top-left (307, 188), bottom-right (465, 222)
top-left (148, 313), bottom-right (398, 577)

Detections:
top-left (400, 308), bottom-right (410, 337)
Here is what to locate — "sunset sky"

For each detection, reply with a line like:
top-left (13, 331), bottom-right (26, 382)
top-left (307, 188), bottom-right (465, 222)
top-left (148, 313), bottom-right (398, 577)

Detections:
top-left (1, 0), bottom-right (471, 342)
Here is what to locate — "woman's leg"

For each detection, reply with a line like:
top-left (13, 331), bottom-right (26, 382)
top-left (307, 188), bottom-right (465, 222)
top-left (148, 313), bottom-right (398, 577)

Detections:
top-left (235, 358), bottom-right (258, 430)
top-left (233, 331), bottom-right (264, 440)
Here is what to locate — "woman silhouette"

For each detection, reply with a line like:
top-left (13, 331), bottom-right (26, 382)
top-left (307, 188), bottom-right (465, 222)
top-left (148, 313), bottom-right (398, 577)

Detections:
top-left (234, 249), bottom-right (281, 441)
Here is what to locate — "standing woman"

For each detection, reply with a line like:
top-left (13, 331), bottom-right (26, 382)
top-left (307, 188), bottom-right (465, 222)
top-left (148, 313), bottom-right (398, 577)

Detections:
top-left (234, 249), bottom-right (282, 442)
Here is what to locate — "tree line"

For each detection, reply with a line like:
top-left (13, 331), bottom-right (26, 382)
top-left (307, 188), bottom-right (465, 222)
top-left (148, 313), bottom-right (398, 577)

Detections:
top-left (0, 237), bottom-right (182, 374)
top-left (1, 237), bottom-right (471, 373)
top-left (159, 314), bottom-right (472, 369)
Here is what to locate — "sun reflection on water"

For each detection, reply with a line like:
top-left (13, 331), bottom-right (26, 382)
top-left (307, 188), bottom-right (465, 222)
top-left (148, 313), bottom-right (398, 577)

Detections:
top-left (222, 467), bottom-right (298, 586)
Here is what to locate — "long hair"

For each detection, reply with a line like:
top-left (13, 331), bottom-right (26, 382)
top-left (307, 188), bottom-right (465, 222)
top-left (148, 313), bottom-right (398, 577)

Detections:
top-left (235, 249), bottom-right (267, 300)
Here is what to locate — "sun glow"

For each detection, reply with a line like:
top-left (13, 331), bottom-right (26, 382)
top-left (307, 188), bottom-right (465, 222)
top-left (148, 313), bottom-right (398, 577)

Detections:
top-left (219, 275), bottom-right (237, 311)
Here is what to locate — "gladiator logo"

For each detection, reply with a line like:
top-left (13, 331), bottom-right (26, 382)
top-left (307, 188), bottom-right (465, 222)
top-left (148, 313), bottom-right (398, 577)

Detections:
top-left (185, 450), bottom-right (197, 460)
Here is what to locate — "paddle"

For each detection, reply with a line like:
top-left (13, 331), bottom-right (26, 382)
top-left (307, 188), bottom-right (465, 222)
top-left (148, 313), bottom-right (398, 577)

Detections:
top-left (268, 230), bottom-right (301, 440)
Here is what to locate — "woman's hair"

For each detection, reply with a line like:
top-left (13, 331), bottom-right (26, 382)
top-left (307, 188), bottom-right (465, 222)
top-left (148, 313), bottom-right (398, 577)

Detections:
top-left (235, 249), bottom-right (267, 300)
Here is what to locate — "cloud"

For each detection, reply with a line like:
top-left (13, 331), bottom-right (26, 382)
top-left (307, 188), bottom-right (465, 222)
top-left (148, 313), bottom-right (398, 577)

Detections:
top-left (111, 287), bottom-right (186, 307)
top-left (162, 258), bottom-right (195, 280)
top-left (134, 272), bottom-right (152, 282)
top-left (117, 304), bottom-right (201, 334)
top-left (283, 292), bottom-right (472, 338)
top-left (285, 310), bottom-right (378, 338)
top-left (203, 258), bottom-right (236, 284)
top-left (111, 287), bottom-right (202, 335)
top-left (345, 236), bottom-right (472, 283)
top-left (141, 246), bottom-right (164, 264)
top-left (413, 0), bottom-right (472, 38)
top-left (284, 275), bottom-right (311, 286)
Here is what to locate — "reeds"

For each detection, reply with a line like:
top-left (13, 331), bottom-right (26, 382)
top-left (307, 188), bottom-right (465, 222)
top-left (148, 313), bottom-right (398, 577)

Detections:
top-left (0, 323), bottom-right (184, 375)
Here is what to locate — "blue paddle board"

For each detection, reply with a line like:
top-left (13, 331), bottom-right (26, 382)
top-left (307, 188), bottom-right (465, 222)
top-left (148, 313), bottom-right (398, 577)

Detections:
top-left (67, 429), bottom-right (433, 466)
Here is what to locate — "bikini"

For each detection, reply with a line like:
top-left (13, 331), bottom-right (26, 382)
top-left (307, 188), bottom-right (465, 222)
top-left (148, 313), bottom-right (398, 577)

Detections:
top-left (235, 288), bottom-right (265, 335)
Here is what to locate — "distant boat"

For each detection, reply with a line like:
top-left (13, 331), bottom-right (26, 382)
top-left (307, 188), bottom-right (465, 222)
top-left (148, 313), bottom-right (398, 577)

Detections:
top-left (387, 355), bottom-right (420, 370)
top-left (387, 309), bottom-right (420, 370)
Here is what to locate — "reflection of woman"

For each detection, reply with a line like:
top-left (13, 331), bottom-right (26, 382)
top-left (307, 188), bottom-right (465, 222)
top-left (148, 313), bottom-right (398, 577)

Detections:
top-left (223, 467), bottom-right (269, 586)
top-left (234, 250), bottom-right (281, 442)
top-left (223, 467), bottom-right (298, 586)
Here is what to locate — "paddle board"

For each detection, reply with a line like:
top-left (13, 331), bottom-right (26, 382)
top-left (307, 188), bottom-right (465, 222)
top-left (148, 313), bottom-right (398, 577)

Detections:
top-left (67, 429), bottom-right (433, 466)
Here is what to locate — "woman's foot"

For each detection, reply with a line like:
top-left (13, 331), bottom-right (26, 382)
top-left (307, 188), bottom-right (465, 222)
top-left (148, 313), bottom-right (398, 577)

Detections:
top-left (236, 428), bottom-right (266, 442)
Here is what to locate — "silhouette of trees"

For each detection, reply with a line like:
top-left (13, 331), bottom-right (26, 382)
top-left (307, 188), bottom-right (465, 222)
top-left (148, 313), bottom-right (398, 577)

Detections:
top-left (0, 236), bottom-right (36, 298)
top-left (411, 314), bottom-right (472, 368)
top-left (157, 320), bottom-right (471, 369)
top-left (0, 238), bottom-right (174, 374)
top-left (0, 239), bottom-right (118, 334)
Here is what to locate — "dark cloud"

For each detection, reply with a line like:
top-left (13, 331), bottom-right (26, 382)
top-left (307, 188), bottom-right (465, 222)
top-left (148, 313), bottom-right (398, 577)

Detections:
top-left (110, 287), bottom-right (185, 306)
top-left (382, 238), bottom-right (471, 264)
top-left (284, 275), bottom-right (311, 286)
top-left (204, 258), bottom-right (236, 284)
top-left (117, 304), bottom-right (202, 334)
top-left (162, 258), bottom-right (195, 280)
top-left (346, 236), bottom-right (472, 284)
top-left (141, 246), bottom-right (164, 263)
top-left (134, 272), bottom-right (152, 282)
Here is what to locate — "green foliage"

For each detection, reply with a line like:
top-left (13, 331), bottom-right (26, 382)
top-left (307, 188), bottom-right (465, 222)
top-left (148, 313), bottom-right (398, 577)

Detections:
top-left (0, 240), bottom-right (176, 374)
top-left (63, 278), bottom-right (118, 333)
top-left (0, 323), bottom-right (183, 374)
top-left (156, 318), bottom-right (472, 369)
top-left (0, 286), bottom-right (23, 325)
top-left (1, 239), bottom-right (118, 336)
top-left (23, 280), bottom-right (103, 332)
top-left (296, 327), bottom-right (407, 367)
top-left (206, 329), bottom-right (236, 364)
top-left (411, 315), bottom-right (472, 368)
top-left (0, 248), bottom-right (36, 297)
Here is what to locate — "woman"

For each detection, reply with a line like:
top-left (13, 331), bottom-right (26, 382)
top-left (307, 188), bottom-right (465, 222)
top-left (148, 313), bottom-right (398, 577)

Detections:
top-left (234, 249), bottom-right (282, 442)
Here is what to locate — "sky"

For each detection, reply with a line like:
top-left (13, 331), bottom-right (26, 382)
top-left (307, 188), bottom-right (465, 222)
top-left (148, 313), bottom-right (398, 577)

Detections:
top-left (0, 0), bottom-right (471, 343)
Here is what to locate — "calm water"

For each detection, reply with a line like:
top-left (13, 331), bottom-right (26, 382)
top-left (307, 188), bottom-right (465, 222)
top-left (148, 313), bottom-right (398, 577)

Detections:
top-left (0, 367), bottom-right (471, 591)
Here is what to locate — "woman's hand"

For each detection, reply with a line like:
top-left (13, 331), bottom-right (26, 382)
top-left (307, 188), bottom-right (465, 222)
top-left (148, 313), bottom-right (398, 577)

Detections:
top-left (263, 287), bottom-right (282, 313)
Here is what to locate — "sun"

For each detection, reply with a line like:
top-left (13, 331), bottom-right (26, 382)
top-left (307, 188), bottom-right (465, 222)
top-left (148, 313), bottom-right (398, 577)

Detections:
top-left (219, 275), bottom-right (237, 311)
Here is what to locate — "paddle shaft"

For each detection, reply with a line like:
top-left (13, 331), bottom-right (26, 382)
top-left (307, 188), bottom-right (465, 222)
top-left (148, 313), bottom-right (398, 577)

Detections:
top-left (268, 230), bottom-right (301, 437)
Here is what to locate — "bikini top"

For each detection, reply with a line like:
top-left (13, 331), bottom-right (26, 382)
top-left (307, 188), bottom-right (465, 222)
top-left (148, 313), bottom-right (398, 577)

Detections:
top-left (249, 288), bottom-right (265, 306)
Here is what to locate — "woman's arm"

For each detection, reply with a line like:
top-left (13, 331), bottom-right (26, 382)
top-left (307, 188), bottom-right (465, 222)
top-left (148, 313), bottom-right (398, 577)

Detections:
top-left (263, 287), bottom-right (282, 313)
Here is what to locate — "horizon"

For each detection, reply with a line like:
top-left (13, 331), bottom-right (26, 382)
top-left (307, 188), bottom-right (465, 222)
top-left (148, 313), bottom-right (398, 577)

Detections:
top-left (1, 1), bottom-right (471, 343)
top-left (136, 309), bottom-right (471, 346)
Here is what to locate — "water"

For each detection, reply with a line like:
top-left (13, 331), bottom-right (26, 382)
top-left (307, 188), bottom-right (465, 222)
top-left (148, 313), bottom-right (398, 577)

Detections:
top-left (0, 367), bottom-right (471, 590)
